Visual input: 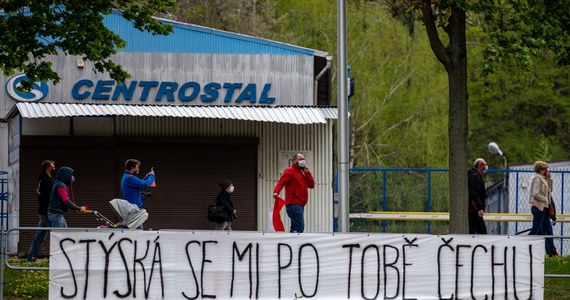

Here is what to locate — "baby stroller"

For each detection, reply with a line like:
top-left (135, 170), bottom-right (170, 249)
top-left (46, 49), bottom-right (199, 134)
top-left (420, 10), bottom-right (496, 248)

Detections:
top-left (93, 198), bottom-right (149, 229)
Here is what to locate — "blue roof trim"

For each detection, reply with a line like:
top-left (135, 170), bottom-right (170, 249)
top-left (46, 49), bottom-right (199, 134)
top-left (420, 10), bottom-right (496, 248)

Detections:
top-left (105, 11), bottom-right (318, 56)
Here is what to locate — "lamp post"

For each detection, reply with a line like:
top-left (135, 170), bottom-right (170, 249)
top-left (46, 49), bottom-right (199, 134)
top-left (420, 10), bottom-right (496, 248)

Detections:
top-left (488, 142), bottom-right (508, 234)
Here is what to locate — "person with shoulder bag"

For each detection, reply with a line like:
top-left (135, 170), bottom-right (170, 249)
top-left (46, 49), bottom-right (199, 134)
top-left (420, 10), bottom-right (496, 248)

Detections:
top-left (213, 179), bottom-right (236, 231)
top-left (528, 161), bottom-right (558, 257)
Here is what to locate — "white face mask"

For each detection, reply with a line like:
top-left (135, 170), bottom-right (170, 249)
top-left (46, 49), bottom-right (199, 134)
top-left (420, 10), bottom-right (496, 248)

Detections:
top-left (482, 165), bottom-right (488, 173)
top-left (227, 185), bottom-right (235, 193)
top-left (298, 160), bottom-right (306, 168)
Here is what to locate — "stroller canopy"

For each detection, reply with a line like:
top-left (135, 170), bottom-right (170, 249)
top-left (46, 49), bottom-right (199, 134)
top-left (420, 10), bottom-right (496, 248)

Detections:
top-left (109, 198), bottom-right (148, 229)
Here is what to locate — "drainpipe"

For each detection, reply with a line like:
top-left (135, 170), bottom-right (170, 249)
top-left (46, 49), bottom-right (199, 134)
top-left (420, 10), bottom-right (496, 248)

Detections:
top-left (337, 0), bottom-right (349, 233)
top-left (314, 56), bottom-right (333, 105)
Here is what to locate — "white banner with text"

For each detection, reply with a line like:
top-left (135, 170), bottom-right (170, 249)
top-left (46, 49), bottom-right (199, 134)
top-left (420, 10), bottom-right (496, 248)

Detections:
top-left (49, 231), bottom-right (544, 299)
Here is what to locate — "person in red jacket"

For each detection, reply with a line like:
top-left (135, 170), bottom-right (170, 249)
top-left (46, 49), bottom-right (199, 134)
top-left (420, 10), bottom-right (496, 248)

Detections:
top-left (273, 153), bottom-right (315, 233)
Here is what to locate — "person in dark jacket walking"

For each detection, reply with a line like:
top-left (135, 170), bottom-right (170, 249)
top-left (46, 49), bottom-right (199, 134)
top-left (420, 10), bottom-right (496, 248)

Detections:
top-left (468, 158), bottom-right (488, 234)
top-left (27, 160), bottom-right (55, 261)
top-left (273, 153), bottom-right (315, 233)
top-left (47, 166), bottom-right (87, 228)
top-left (215, 179), bottom-right (236, 230)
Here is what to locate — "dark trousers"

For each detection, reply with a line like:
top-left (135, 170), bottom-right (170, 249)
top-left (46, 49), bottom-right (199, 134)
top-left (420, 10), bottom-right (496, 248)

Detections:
top-left (529, 206), bottom-right (555, 254)
top-left (27, 214), bottom-right (51, 261)
top-left (468, 211), bottom-right (487, 234)
top-left (285, 204), bottom-right (305, 233)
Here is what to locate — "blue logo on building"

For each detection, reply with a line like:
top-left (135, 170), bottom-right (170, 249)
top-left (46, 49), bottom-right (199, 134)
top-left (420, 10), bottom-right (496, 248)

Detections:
top-left (6, 74), bottom-right (49, 102)
top-left (71, 80), bottom-right (276, 104)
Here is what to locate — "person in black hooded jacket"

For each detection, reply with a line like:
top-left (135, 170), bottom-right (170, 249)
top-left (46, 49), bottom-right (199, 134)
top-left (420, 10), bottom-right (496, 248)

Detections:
top-left (47, 166), bottom-right (87, 228)
top-left (214, 179), bottom-right (236, 230)
top-left (27, 160), bottom-right (55, 261)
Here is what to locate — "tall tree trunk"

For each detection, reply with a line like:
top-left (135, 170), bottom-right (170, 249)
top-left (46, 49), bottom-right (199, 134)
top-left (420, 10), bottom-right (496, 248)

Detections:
top-left (422, 2), bottom-right (469, 233)
top-left (447, 6), bottom-right (469, 234)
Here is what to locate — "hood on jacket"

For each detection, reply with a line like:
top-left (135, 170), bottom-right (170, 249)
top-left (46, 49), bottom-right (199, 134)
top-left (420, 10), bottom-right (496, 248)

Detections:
top-left (56, 166), bottom-right (74, 184)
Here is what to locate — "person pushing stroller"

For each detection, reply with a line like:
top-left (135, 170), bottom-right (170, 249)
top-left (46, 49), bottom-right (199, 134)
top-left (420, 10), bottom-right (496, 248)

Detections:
top-left (47, 167), bottom-right (89, 228)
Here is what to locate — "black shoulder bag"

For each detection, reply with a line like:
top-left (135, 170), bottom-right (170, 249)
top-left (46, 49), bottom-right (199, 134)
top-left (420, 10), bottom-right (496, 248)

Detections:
top-left (207, 199), bottom-right (228, 222)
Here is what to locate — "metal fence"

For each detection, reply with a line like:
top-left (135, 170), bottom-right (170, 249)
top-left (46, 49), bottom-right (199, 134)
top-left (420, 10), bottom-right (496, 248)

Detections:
top-left (0, 171), bottom-right (5, 300)
top-left (0, 171), bottom-right (7, 232)
top-left (348, 167), bottom-right (570, 254)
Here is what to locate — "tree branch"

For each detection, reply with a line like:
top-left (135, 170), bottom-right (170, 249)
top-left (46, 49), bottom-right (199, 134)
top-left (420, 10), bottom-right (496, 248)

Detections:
top-left (421, 0), bottom-right (449, 70)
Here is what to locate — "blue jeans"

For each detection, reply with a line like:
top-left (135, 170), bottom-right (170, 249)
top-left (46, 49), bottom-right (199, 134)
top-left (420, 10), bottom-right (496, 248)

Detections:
top-left (27, 214), bottom-right (51, 261)
top-left (48, 213), bottom-right (68, 228)
top-left (286, 204), bottom-right (305, 233)
top-left (529, 206), bottom-right (555, 254)
top-left (215, 221), bottom-right (232, 231)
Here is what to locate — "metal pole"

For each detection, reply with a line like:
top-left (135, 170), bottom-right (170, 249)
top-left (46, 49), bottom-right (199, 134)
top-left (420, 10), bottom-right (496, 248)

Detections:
top-left (515, 172), bottom-right (519, 233)
top-left (382, 171), bottom-right (387, 232)
top-left (427, 171), bottom-right (432, 234)
top-left (501, 155), bottom-right (508, 234)
top-left (337, 0), bottom-right (350, 232)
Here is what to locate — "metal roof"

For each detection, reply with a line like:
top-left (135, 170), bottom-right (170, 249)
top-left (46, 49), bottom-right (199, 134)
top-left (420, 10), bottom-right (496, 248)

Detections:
top-left (15, 103), bottom-right (337, 125)
top-left (104, 11), bottom-right (328, 57)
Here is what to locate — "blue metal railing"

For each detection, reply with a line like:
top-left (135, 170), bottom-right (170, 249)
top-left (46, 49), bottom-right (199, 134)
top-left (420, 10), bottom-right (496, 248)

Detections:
top-left (344, 167), bottom-right (570, 254)
top-left (351, 167), bottom-right (448, 228)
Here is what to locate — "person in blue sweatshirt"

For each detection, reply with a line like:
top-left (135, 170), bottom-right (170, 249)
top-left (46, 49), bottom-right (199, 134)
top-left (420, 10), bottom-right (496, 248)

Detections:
top-left (120, 159), bottom-right (155, 208)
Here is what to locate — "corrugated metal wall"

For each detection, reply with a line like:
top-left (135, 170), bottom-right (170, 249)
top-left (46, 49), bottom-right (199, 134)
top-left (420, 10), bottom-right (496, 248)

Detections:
top-left (10, 53), bottom-right (315, 107)
top-left (17, 135), bottom-right (260, 255)
top-left (0, 123), bottom-right (7, 171)
top-left (258, 122), bottom-right (334, 233)
top-left (116, 116), bottom-right (334, 232)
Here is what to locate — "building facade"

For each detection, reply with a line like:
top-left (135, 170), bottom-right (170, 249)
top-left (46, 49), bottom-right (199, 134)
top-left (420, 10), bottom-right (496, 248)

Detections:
top-left (0, 12), bottom-right (336, 254)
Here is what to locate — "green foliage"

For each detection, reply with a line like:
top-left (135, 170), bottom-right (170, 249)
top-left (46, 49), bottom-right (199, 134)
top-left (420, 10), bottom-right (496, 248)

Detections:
top-left (170, 0), bottom-right (278, 38)
top-left (3, 258), bottom-right (49, 299)
top-left (0, 0), bottom-right (175, 89)
top-left (478, 0), bottom-right (570, 74)
top-left (468, 31), bottom-right (570, 164)
top-left (272, 0), bottom-right (337, 53)
top-left (272, 0), bottom-right (451, 167)
top-left (346, 3), bottom-right (449, 167)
